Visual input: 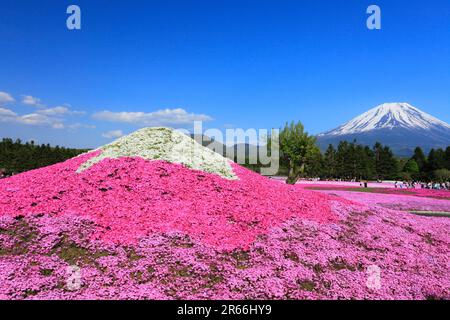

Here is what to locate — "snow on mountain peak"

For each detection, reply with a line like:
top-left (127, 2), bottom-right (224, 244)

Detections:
top-left (320, 102), bottom-right (450, 136)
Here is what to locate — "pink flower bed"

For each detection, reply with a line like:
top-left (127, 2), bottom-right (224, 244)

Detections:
top-left (297, 181), bottom-right (395, 189)
top-left (0, 151), bottom-right (339, 251)
top-left (298, 183), bottom-right (450, 200)
top-left (0, 152), bottom-right (449, 300)
top-left (316, 190), bottom-right (450, 213)
top-left (403, 188), bottom-right (450, 200)
top-left (368, 188), bottom-right (450, 200)
top-left (0, 203), bottom-right (448, 300)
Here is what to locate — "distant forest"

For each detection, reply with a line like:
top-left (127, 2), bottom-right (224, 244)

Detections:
top-left (1, 137), bottom-right (450, 182)
top-left (317, 142), bottom-right (450, 182)
top-left (246, 140), bottom-right (450, 182)
top-left (0, 138), bottom-right (88, 175)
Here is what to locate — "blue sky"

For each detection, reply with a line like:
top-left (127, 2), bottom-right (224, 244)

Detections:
top-left (1, 0), bottom-right (449, 148)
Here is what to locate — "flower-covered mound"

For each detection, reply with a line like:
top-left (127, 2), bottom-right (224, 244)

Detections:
top-left (0, 204), bottom-right (448, 299)
top-left (77, 127), bottom-right (237, 179)
top-left (0, 129), bottom-right (449, 300)
top-left (0, 152), bottom-right (337, 251)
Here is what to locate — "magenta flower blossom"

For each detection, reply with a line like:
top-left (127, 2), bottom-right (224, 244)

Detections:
top-left (0, 151), bottom-right (449, 300)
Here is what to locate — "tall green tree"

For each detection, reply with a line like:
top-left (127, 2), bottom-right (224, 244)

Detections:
top-left (373, 142), bottom-right (399, 180)
top-left (355, 145), bottom-right (375, 179)
top-left (427, 148), bottom-right (446, 172)
top-left (324, 144), bottom-right (337, 178)
top-left (304, 147), bottom-right (324, 177)
top-left (279, 121), bottom-right (319, 184)
top-left (445, 146), bottom-right (450, 170)
top-left (333, 141), bottom-right (376, 180)
top-left (403, 159), bottom-right (420, 175)
top-left (412, 147), bottom-right (427, 171)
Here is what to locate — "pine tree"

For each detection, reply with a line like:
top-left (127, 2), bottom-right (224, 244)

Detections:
top-left (324, 144), bottom-right (337, 178)
top-left (427, 148), bottom-right (446, 171)
top-left (412, 147), bottom-right (427, 171)
top-left (445, 146), bottom-right (450, 170)
top-left (373, 142), bottom-right (399, 180)
top-left (305, 147), bottom-right (324, 177)
top-left (0, 138), bottom-right (88, 175)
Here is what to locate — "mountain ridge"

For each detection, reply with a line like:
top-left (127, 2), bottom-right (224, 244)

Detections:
top-left (317, 103), bottom-right (450, 156)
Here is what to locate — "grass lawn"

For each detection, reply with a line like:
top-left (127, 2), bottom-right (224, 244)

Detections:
top-left (410, 211), bottom-right (450, 218)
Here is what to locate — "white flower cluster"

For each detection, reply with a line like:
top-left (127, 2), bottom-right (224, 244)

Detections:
top-left (77, 127), bottom-right (237, 179)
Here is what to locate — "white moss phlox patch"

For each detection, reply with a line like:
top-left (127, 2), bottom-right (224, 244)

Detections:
top-left (77, 127), bottom-right (237, 179)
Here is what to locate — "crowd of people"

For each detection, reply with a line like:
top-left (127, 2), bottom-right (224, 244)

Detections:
top-left (394, 180), bottom-right (450, 190)
top-left (420, 182), bottom-right (450, 190)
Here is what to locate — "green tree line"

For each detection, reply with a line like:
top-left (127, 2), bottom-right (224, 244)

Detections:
top-left (2, 125), bottom-right (450, 184)
top-left (249, 121), bottom-right (450, 184)
top-left (0, 138), bottom-right (88, 176)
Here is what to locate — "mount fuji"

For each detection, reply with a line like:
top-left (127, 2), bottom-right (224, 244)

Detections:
top-left (317, 103), bottom-right (450, 156)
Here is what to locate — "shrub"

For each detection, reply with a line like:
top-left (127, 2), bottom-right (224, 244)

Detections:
top-left (432, 169), bottom-right (450, 183)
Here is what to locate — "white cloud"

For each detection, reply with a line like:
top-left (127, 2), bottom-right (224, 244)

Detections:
top-left (0, 112), bottom-right (96, 130)
top-left (0, 92), bottom-right (15, 105)
top-left (67, 123), bottom-right (96, 130)
top-left (15, 113), bottom-right (65, 129)
top-left (22, 95), bottom-right (44, 107)
top-left (0, 107), bottom-right (17, 117)
top-left (51, 122), bottom-right (65, 129)
top-left (102, 130), bottom-right (124, 139)
top-left (0, 109), bottom-right (64, 129)
top-left (0, 92), bottom-right (91, 131)
top-left (36, 106), bottom-right (85, 116)
top-left (16, 113), bottom-right (49, 125)
top-left (92, 108), bottom-right (213, 127)
top-left (37, 106), bottom-right (71, 116)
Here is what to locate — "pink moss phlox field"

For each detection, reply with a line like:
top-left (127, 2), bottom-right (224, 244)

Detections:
top-left (0, 151), bottom-right (338, 251)
top-left (297, 181), bottom-right (395, 189)
top-left (297, 183), bottom-right (450, 200)
top-left (397, 188), bottom-right (450, 200)
top-left (1, 153), bottom-right (449, 300)
top-left (0, 203), bottom-right (448, 300)
top-left (317, 190), bottom-right (450, 213)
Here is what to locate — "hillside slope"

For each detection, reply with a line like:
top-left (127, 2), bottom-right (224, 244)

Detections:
top-left (318, 103), bottom-right (450, 155)
top-left (0, 127), bottom-right (448, 299)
